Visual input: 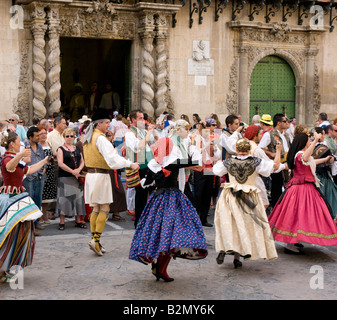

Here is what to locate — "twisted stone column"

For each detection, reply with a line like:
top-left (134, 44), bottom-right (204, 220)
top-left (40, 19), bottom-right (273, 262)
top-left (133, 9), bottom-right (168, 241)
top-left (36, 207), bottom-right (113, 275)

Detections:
top-left (138, 11), bottom-right (156, 117)
top-left (140, 34), bottom-right (155, 117)
top-left (31, 24), bottom-right (47, 118)
top-left (154, 15), bottom-right (169, 117)
top-left (154, 37), bottom-right (168, 117)
top-left (47, 23), bottom-right (62, 115)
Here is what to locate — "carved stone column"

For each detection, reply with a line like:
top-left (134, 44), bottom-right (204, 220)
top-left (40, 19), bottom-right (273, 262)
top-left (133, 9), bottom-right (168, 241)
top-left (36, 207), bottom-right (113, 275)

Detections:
top-left (46, 6), bottom-right (62, 116)
top-left (305, 48), bottom-right (319, 126)
top-left (154, 13), bottom-right (169, 117)
top-left (138, 12), bottom-right (156, 117)
top-left (31, 22), bottom-right (47, 119)
top-left (237, 46), bottom-right (250, 123)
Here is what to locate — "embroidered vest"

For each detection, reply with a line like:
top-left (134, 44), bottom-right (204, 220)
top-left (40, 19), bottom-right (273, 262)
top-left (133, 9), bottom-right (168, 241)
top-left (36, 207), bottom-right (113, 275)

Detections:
top-left (268, 129), bottom-right (286, 162)
top-left (325, 136), bottom-right (337, 155)
top-left (224, 156), bottom-right (262, 184)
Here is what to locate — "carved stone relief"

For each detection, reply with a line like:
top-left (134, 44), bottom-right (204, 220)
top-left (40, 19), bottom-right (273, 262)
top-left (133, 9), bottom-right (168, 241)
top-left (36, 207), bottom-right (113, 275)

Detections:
top-left (313, 64), bottom-right (321, 119)
top-left (247, 47), bottom-right (305, 82)
top-left (15, 41), bottom-right (33, 122)
top-left (226, 57), bottom-right (239, 115)
top-left (59, 6), bottom-right (136, 40)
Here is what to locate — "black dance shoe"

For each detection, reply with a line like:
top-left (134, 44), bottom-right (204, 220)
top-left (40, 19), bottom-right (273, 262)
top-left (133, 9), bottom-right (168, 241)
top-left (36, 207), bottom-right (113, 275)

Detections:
top-left (156, 272), bottom-right (174, 282)
top-left (216, 252), bottom-right (226, 265)
top-left (284, 248), bottom-right (304, 255)
top-left (202, 222), bottom-right (213, 227)
top-left (233, 259), bottom-right (242, 269)
top-left (151, 263), bottom-right (157, 278)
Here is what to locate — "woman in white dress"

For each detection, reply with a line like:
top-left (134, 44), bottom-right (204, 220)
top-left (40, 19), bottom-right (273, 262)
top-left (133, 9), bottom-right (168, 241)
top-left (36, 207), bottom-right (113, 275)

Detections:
top-left (213, 138), bottom-right (282, 268)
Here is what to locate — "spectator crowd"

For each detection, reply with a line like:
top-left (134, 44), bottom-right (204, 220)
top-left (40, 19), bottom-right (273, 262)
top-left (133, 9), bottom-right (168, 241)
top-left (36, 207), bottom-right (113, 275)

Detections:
top-left (1, 109), bottom-right (337, 237)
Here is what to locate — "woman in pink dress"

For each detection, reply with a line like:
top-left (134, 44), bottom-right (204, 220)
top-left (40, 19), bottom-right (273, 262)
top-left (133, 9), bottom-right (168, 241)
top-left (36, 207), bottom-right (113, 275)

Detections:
top-left (268, 132), bottom-right (337, 254)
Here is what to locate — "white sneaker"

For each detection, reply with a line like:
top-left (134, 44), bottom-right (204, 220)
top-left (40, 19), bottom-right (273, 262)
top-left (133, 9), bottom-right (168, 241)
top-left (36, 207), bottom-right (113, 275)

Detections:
top-left (88, 239), bottom-right (103, 256)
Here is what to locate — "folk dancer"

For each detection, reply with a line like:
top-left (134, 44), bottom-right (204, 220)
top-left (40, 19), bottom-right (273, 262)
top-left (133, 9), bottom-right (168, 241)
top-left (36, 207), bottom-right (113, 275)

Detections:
top-left (129, 137), bottom-right (208, 282)
top-left (213, 138), bottom-right (282, 268)
top-left (0, 131), bottom-right (49, 281)
top-left (268, 132), bottom-right (337, 254)
top-left (83, 109), bottom-right (139, 256)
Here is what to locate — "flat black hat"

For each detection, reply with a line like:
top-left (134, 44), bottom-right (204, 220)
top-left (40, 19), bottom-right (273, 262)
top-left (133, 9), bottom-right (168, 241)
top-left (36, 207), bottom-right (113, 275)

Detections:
top-left (91, 108), bottom-right (111, 122)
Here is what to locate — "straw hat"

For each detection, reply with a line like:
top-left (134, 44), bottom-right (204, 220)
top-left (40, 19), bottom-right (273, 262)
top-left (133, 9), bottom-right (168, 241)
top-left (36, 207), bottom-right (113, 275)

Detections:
top-left (259, 114), bottom-right (273, 126)
top-left (78, 115), bottom-right (92, 123)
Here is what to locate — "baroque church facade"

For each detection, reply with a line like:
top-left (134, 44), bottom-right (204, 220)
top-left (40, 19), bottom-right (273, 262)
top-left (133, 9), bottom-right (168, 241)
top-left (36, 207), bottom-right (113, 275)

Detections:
top-left (1, 0), bottom-right (337, 126)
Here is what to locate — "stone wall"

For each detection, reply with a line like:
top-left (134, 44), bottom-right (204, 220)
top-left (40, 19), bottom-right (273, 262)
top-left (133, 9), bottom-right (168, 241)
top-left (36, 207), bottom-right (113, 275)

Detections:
top-left (319, 30), bottom-right (337, 121)
top-left (168, 3), bottom-right (337, 125)
top-left (0, 1), bottom-right (337, 126)
top-left (168, 3), bottom-right (234, 126)
top-left (0, 0), bottom-right (25, 121)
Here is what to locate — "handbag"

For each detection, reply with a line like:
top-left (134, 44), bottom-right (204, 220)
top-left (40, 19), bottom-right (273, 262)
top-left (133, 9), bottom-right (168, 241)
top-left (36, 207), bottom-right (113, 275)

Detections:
top-left (78, 174), bottom-right (86, 185)
top-left (125, 168), bottom-right (141, 188)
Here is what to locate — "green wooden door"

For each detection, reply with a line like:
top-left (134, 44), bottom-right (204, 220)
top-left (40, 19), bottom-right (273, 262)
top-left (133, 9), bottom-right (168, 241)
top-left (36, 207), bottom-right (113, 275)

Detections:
top-left (249, 55), bottom-right (296, 123)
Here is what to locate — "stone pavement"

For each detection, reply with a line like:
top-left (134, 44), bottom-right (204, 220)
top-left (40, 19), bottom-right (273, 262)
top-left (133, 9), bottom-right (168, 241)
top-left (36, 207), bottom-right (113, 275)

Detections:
top-left (1, 207), bottom-right (337, 302)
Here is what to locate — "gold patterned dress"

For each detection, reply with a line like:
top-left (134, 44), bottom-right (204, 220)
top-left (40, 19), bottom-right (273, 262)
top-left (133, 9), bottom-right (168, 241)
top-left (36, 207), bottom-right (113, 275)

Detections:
top-left (213, 156), bottom-right (278, 261)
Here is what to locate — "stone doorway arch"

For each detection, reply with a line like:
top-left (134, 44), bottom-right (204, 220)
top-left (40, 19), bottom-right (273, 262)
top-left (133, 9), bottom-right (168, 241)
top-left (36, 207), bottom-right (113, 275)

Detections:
top-left (227, 21), bottom-right (323, 127)
top-left (17, 1), bottom-right (181, 122)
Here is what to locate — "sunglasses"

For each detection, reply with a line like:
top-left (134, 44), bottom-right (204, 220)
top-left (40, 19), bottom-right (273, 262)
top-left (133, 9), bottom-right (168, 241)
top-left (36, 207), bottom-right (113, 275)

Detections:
top-left (9, 119), bottom-right (16, 122)
top-left (65, 135), bottom-right (74, 138)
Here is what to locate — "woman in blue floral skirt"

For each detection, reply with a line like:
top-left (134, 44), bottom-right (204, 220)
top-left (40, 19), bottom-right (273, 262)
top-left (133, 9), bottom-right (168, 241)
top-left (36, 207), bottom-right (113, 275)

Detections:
top-left (129, 137), bottom-right (208, 282)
